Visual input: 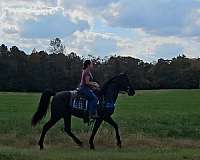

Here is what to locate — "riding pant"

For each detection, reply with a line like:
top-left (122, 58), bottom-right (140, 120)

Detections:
top-left (79, 85), bottom-right (98, 114)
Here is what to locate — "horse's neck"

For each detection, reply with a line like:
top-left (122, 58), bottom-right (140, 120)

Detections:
top-left (101, 84), bottom-right (119, 103)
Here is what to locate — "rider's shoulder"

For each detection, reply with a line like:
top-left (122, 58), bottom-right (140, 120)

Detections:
top-left (83, 70), bottom-right (91, 76)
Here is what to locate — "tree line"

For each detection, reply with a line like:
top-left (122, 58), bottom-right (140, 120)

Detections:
top-left (0, 42), bottom-right (200, 92)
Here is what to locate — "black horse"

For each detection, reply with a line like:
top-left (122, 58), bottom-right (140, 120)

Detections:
top-left (31, 73), bottom-right (135, 150)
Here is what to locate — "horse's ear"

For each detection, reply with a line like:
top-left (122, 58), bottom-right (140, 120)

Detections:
top-left (119, 72), bottom-right (127, 76)
top-left (119, 72), bottom-right (125, 76)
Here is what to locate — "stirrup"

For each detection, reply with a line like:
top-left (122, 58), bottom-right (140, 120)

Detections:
top-left (89, 112), bottom-right (100, 119)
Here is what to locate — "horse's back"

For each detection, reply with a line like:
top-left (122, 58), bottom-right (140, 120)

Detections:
top-left (50, 91), bottom-right (71, 117)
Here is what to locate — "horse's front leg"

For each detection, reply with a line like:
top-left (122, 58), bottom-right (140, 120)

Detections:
top-left (104, 116), bottom-right (122, 148)
top-left (89, 118), bottom-right (103, 150)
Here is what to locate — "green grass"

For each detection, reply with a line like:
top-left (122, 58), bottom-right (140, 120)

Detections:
top-left (0, 90), bottom-right (200, 159)
top-left (1, 147), bottom-right (200, 160)
top-left (116, 89), bottom-right (200, 138)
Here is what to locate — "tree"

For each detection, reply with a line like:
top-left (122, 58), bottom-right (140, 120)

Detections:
top-left (0, 44), bottom-right (8, 57)
top-left (1, 43), bottom-right (200, 91)
top-left (48, 38), bottom-right (65, 54)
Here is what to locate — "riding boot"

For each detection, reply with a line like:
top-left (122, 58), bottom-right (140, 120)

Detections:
top-left (90, 111), bottom-right (99, 119)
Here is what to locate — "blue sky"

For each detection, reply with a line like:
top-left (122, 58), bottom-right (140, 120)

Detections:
top-left (0, 0), bottom-right (200, 61)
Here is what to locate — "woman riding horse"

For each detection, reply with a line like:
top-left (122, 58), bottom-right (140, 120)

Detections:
top-left (79, 60), bottom-right (100, 118)
top-left (31, 73), bottom-right (135, 150)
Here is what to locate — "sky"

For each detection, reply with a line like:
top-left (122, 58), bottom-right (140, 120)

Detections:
top-left (1, 0), bottom-right (200, 62)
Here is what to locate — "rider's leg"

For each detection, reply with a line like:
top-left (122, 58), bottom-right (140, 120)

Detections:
top-left (80, 87), bottom-right (98, 116)
top-left (88, 91), bottom-right (98, 115)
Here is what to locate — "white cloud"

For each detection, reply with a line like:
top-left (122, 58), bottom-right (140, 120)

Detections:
top-left (19, 9), bottom-right (90, 39)
top-left (102, 0), bottom-right (200, 37)
top-left (64, 31), bottom-right (118, 57)
top-left (64, 6), bottom-right (94, 25)
top-left (0, 0), bottom-right (200, 62)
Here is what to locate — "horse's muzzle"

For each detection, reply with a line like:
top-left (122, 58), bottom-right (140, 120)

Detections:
top-left (128, 87), bottom-right (135, 96)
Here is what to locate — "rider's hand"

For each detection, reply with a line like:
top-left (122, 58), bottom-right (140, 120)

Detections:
top-left (90, 82), bottom-right (100, 91)
top-left (92, 82), bottom-right (100, 88)
top-left (94, 82), bottom-right (100, 88)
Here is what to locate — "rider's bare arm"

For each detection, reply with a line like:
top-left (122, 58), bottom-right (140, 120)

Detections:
top-left (85, 76), bottom-right (94, 86)
top-left (85, 76), bottom-right (100, 88)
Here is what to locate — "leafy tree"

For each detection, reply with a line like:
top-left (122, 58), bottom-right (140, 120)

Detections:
top-left (48, 38), bottom-right (65, 54)
top-left (0, 43), bottom-right (200, 91)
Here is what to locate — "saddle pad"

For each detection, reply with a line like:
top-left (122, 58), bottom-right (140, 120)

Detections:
top-left (72, 96), bottom-right (89, 111)
top-left (69, 90), bottom-right (90, 123)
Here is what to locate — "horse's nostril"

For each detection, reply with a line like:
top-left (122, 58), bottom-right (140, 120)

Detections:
top-left (128, 89), bottom-right (135, 96)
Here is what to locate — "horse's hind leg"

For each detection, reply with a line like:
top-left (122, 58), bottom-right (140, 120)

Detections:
top-left (38, 117), bottom-right (59, 150)
top-left (64, 114), bottom-right (83, 147)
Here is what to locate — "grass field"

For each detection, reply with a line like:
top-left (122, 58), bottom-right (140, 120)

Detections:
top-left (0, 90), bottom-right (200, 159)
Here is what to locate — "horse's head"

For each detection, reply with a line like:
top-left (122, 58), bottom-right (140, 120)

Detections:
top-left (118, 73), bottom-right (135, 96)
top-left (101, 73), bottom-right (135, 99)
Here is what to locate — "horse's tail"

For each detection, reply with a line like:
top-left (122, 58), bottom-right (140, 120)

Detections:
top-left (31, 89), bottom-right (55, 127)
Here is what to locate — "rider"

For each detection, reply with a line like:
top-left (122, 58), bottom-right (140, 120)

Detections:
top-left (79, 60), bottom-right (99, 118)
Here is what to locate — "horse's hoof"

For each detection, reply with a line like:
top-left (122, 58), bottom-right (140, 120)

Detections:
top-left (117, 143), bottom-right (122, 148)
top-left (38, 141), bottom-right (44, 150)
top-left (78, 142), bottom-right (83, 148)
top-left (90, 145), bottom-right (95, 150)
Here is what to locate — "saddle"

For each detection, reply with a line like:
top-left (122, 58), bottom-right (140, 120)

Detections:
top-left (69, 89), bottom-right (90, 123)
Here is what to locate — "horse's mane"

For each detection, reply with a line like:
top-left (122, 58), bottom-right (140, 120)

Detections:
top-left (101, 75), bottom-right (120, 93)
